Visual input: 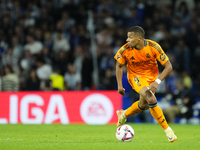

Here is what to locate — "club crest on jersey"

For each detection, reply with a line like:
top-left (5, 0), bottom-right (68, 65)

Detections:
top-left (117, 54), bottom-right (122, 59)
top-left (146, 53), bottom-right (151, 58)
top-left (160, 53), bottom-right (166, 61)
top-left (130, 56), bottom-right (135, 60)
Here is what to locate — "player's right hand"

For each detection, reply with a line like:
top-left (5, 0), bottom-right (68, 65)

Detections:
top-left (118, 88), bottom-right (125, 95)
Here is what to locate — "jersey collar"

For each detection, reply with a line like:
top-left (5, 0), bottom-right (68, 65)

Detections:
top-left (144, 39), bottom-right (147, 47)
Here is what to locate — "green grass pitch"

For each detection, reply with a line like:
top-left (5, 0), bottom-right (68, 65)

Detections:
top-left (0, 124), bottom-right (199, 150)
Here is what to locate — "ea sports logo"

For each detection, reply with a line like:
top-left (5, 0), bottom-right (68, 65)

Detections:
top-left (80, 93), bottom-right (114, 124)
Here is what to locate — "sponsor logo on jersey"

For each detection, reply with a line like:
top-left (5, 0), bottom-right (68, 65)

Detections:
top-left (131, 59), bottom-right (153, 66)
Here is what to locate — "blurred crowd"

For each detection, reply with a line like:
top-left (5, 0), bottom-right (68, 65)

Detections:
top-left (0, 0), bottom-right (200, 99)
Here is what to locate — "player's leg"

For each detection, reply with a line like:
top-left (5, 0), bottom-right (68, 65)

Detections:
top-left (139, 86), bottom-right (177, 142)
top-left (124, 76), bottom-right (150, 116)
top-left (125, 95), bottom-right (148, 117)
top-left (139, 87), bottom-right (168, 129)
top-left (116, 95), bottom-right (149, 127)
top-left (116, 76), bottom-right (149, 127)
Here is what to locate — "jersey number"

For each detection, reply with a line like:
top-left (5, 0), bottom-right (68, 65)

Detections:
top-left (134, 77), bottom-right (139, 83)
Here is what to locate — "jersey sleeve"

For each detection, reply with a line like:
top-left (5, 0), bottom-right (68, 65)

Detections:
top-left (114, 44), bottom-right (128, 65)
top-left (153, 42), bottom-right (169, 65)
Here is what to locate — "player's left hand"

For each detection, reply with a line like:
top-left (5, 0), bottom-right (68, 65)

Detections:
top-left (149, 81), bottom-right (159, 92)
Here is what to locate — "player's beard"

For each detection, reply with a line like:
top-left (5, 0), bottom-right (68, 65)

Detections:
top-left (133, 40), bottom-right (142, 50)
top-left (129, 42), bottom-right (138, 49)
top-left (129, 41), bottom-right (136, 48)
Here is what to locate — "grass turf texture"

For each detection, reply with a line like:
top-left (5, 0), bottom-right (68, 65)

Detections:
top-left (0, 124), bottom-right (199, 150)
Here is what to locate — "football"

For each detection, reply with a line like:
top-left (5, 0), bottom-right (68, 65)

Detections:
top-left (116, 124), bottom-right (134, 142)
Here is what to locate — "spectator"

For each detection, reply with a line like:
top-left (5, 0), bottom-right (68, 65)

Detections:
top-left (175, 0), bottom-right (195, 13)
top-left (52, 30), bottom-right (70, 54)
top-left (64, 63), bottom-right (81, 90)
top-left (61, 11), bottom-right (76, 32)
top-left (73, 45), bottom-right (83, 74)
top-left (100, 68), bottom-right (116, 90)
top-left (99, 46), bottom-right (115, 74)
top-left (2, 47), bottom-right (18, 67)
top-left (11, 35), bottom-right (23, 59)
top-left (69, 26), bottom-right (79, 52)
top-left (0, 37), bottom-right (8, 53)
top-left (166, 70), bottom-right (178, 93)
top-left (41, 79), bottom-right (53, 91)
top-left (49, 68), bottom-right (64, 90)
top-left (124, 8), bottom-right (142, 27)
top-left (40, 46), bottom-right (52, 64)
top-left (53, 50), bottom-right (70, 75)
top-left (113, 39), bottom-right (124, 54)
top-left (163, 79), bottom-right (196, 123)
top-left (175, 1), bottom-right (193, 25)
top-left (78, 25), bottom-right (90, 46)
top-left (151, 23), bottom-right (167, 42)
top-left (185, 22), bottom-right (198, 52)
top-left (181, 71), bottom-right (192, 89)
top-left (20, 50), bottom-right (35, 71)
top-left (24, 34), bottom-right (43, 55)
top-left (36, 7), bottom-right (53, 27)
top-left (43, 31), bottom-right (53, 50)
top-left (24, 9), bottom-right (36, 27)
top-left (81, 51), bottom-right (93, 90)
top-left (14, 25), bottom-right (26, 44)
top-left (96, 28), bottom-right (113, 48)
top-left (34, 28), bottom-right (43, 42)
top-left (36, 58), bottom-right (52, 80)
top-left (25, 69), bottom-right (41, 91)
top-left (170, 17), bottom-right (185, 38)
top-left (172, 39), bottom-right (190, 74)
top-left (2, 65), bottom-right (19, 91)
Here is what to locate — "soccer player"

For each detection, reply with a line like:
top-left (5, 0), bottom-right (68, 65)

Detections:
top-left (114, 26), bottom-right (177, 142)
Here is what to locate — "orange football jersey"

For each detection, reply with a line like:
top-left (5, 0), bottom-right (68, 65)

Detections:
top-left (114, 39), bottom-right (169, 82)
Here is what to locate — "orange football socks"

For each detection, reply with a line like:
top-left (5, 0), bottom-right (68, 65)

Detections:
top-left (149, 104), bottom-right (169, 130)
top-left (124, 101), bottom-right (143, 118)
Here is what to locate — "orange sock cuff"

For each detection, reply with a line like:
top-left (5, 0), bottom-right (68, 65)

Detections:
top-left (124, 101), bottom-right (143, 118)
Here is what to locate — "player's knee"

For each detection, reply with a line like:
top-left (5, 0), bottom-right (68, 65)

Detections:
top-left (145, 90), bottom-right (157, 104)
top-left (148, 96), bottom-right (157, 104)
top-left (139, 103), bottom-right (149, 110)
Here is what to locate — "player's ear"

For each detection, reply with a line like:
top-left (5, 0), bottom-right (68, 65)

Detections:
top-left (138, 35), bottom-right (143, 40)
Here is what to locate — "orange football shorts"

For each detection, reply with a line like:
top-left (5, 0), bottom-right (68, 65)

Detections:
top-left (128, 75), bottom-right (155, 93)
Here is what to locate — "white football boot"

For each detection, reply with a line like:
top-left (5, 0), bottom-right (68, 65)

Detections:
top-left (116, 109), bottom-right (127, 128)
top-left (165, 128), bottom-right (177, 142)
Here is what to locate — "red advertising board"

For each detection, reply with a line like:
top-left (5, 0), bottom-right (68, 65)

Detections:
top-left (0, 91), bottom-right (122, 124)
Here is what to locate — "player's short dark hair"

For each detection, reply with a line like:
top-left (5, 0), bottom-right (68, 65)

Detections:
top-left (128, 26), bottom-right (145, 38)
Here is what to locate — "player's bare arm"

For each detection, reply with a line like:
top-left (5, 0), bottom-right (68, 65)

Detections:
top-left (149, 60), bottom-right (173, 92)
top-left (116, 61), bottom-right (125, 95)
